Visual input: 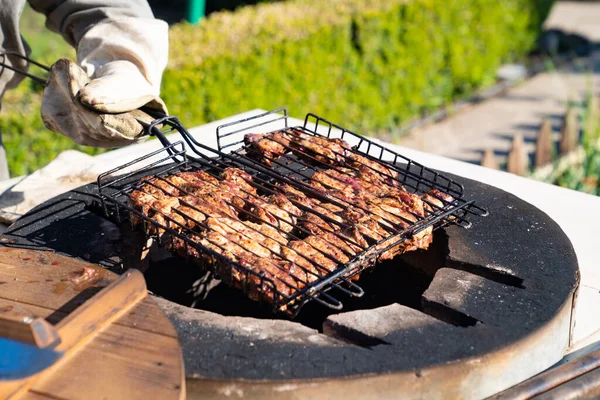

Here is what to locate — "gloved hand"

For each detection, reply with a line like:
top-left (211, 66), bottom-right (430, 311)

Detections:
top-left (41, 58), bottom-right (159, 147)
top-left (40, 17), bottom-right (169, 148)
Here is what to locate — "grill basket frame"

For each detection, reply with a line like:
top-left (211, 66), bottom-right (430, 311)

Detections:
top-left (97, 109), bottom-right (488, 317)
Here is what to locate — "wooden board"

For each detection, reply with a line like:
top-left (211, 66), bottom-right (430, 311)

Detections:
top-left (0, 247), bottom-right (185, 400)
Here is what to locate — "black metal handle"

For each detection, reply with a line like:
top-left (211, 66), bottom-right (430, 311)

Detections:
top-left (0, 51), bottom-right (49, 86)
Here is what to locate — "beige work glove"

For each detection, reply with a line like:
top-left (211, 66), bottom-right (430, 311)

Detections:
top-left (41, 17), bottom-right (169, 148)
top-left (41, 58), bottom-right (160, 147)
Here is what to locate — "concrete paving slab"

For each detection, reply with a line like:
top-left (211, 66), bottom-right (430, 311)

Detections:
top-left (545, 1), bottom-right (600, 42)
top-left (398, 53), bottom-right (600, 166)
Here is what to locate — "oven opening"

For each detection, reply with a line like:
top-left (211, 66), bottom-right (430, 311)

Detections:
top-left (142, 230), bottom-right (451, 331)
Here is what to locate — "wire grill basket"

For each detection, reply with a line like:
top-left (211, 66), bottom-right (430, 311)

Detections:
top-left (97, 108), bottom-right (487, 317)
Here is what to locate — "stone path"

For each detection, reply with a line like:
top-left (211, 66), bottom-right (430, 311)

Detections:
top-left (397, 1), bottom-right (600, 166)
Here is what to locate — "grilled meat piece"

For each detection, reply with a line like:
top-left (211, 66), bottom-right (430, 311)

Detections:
top-left (185, 192), bottom-right (237, 219)
top-left (339, 226), bottom-right (369, 251)
top-left (213, 226), bottom-right (272, 259)
top-left (148, 177), bottom-right (182, 197)
top-left (174, 199), bottom-right (207, 226)
top-left (422, 189), bottom-right (453, 210)
top-left (275, 182), bottom-right (311, 200)
top-left (266, 193), bottom-right (303, 216)
top-left (150, 197), bottom-right (186, 232)
top-left (304, 235), bottom-right (351, 264)
top-left (370, 197), bottom-right (416, 227)
top-left (298, 213), bottom-right (336, 236)
top-left (320, 231), bottom-right (363, 256)
top-left (245, 221), bottom-right (288, 245)
top-left (129, 188), bottom-right (158, 226)
top-left (244, 131), bottom-right (398, 179)
top-left (206, 217), bottom-right (283, 255)
top-left (376, 226), bottom-right (434, 261)
top-left (178, 170), bottom-right (220, 187)
top-left (245, 129), bottom-right (352, 166)
top-left (280, 246), bottom-right (323, 279)
top-left (172, 170), bottom-right (246, 211)
top-left (347, 153), bottom-right (398, 179)
top-left (286, 240), bottom-right (338, 273)
top-left (220, 168), bottom-right (257, 198)
top-left (355, 216), bottom-right (390, 242)
top-left (246, 258), bottom-right (304, 300)
top-left (244, 132), bottom-right (291, 166)
top-left (244, 196), bottom-right (297, 233)
top-left (263, 193), bottom-right (303, 232)
top-left (388, 188), bottom-right (426, 217)
top-left (275, 183), bottom-right (345, 230)
top-left (133, 179), bottom-right (169, 200)
top-left (312, 169), bottom-right (387, 198)
top-left (287, 129), bottom-right (351, 165)
top-left (130, 185), bottom-right (183, 234)
top-left (163, 171), bottom-right (219, 196)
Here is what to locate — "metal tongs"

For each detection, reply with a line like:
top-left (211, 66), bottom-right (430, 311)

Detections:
top-left (0, 51), bottom-right (49, 86)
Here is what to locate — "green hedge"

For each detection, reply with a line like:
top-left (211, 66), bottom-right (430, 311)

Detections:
top-left (164, 0), bottom-right (554, 133)
top-left (0, 0), bottom-right (553, 177)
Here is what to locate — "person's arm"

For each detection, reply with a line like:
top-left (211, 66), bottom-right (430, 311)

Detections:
top-left (28, 1), bottom-right (167, 93)
top-left (29, 0), bottom-right (169, 147)
top-left (27, 1), bottom-right (155, 46)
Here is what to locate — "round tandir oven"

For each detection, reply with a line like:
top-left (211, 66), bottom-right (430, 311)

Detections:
top-left (0, 167), bottom-right (578, 400)
top-left (0, 106), bottom-right (580, 400)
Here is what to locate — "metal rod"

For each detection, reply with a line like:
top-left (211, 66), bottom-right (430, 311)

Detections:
top-left (533, 364), bottom-right (600, 399)
top-left (0, 60), bottom-right (47, 86)
top-left (187, 0), bottom-right (206, 24)
top-left (0, 52), bottom-right (49, 86)
top-left (488, 345), bottom-right (600, 399)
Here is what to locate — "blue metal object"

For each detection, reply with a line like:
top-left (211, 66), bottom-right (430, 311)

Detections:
top-left (187, 0), bottom-right (206, 24)
top-left (0, 338), bottom-right (61, 380)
